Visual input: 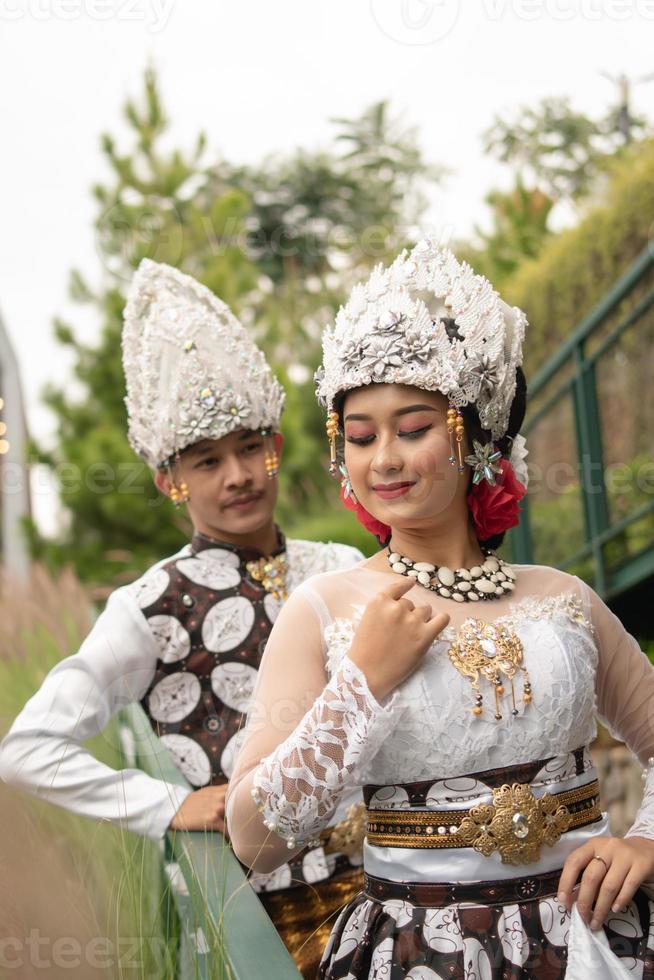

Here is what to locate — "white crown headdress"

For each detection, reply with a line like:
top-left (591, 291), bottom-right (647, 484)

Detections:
top-left (316, 241), bottom-right (526, 440)
top-left (122, 259), bottom-right (285, 469)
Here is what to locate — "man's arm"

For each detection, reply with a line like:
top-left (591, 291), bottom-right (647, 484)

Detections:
top-left (0, 587), bottom-right (192, 840)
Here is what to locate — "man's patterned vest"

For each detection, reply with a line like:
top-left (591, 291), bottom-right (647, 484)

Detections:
top-left (136, 530), bottom-right (288, 785)
top-left (129, 529), bottom-right (364, 892)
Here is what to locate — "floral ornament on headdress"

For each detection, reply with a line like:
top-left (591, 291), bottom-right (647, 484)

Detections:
top-left (465, 440), bottom-right (504, 486)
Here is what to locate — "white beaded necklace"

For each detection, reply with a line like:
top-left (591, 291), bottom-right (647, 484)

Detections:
top-left (386, 547), bottom-right (516, 602)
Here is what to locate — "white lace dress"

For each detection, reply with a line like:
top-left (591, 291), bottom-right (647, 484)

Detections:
top-left (227, 562), bottom-right (654, 979)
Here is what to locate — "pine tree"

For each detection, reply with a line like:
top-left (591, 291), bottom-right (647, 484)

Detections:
top-left (28, 70), bottom-right (257, 592)
top-left (30, 79), bottom-right (442, 587)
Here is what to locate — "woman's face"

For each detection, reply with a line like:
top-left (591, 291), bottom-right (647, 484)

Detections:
top-left (342, 384), bottom-right (471, 531)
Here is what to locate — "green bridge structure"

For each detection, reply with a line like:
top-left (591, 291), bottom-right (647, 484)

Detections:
top-left (510, 243), bottom-right (654, 636)
top-left (121, 244), bottom-right (654, 978)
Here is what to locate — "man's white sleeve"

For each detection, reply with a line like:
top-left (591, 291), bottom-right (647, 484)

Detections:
top-left (0, 588), bottom-right (192, 840)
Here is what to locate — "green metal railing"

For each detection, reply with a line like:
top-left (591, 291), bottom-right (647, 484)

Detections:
top-left (119, 702), bottom-right (302, 980)
top-left (510, 244), bottom-right (654, 600)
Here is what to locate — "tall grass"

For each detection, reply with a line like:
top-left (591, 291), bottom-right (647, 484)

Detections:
top-left (0, 565), bottom-right (178, 979)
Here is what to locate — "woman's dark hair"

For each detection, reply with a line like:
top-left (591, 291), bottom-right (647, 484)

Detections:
top-left (334, 346), bottom-right (528, 553)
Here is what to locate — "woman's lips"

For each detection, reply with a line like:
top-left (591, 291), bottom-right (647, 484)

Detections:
top-left (371, 482), bottom-right (416, 500)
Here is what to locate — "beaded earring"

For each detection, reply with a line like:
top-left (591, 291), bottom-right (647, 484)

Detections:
top-left (168, 456), bottom-right (190, 507)
top-left (169, 480), bottom-right (190, 507)
top-left (326, 410), bottom-right (340, 475)
top-left (447, 403), bottom-right (466, 473)
top-left (261, 429), bottom-right (280, 479)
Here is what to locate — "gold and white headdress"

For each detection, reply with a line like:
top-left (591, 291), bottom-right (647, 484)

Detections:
top-left (316, 240), bottom-right (526, 440)
top-left (122, 260), bottom-right (285, 469)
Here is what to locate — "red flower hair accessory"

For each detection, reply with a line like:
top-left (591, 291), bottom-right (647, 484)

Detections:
top-left (467, 458), bottom-right (527, 540)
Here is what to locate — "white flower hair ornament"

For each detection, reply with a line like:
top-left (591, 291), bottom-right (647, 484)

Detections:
top-left (508, 433), bottom-right (529, 490)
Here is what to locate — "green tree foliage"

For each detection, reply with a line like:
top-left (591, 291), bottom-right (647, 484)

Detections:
top-left (27, 70), bottom-right (260, 588)
top-left (483, 97), bottom-right (610, 203)
top-left (29, 74), bottom-right (441, 586)
top-left (504, 137), bottom-right (654, 374)
top-left (461, 181), bottom-right (554, 287)
top-left (465, 94), bottom-right (651, 288)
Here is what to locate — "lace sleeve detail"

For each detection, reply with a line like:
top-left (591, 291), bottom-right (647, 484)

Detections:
top-left (576, 578), bottom-right (654, 841)
top-left (625, 760), bottom-right (654, 842)
top-left (250, 655), bottom-right (397, 849)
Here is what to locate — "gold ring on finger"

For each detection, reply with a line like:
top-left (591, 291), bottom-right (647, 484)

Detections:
top-left (594, 854), bottom-right (609, 871)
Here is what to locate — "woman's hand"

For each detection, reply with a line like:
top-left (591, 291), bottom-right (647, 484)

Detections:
top-left (349, 578), bottom-right (450, 702)
top-left (558, 835), bottom-right (654, 929)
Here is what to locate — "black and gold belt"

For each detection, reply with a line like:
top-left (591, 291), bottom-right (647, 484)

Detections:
top-left (364, 868), bottom-right (563, 907)
top-left (367, 779), bottom-right (601, 866)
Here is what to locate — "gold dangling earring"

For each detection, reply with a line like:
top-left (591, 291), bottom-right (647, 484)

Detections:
top-left (326, 410), bottom-right (340, 475)
top-left (262, 429), bottom-right (279, 480)
top-left (447, 403), bottom-right (458, 466)
top-left (455, 408), bottom-right (466, 474)
top-left (170, 481), bottom-right (190, 507)
top-left (168, 459), bottom-right (190, 508)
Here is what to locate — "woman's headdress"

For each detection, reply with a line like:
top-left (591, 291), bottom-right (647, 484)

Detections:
top-left (316, 240), bottom-right (526, 441)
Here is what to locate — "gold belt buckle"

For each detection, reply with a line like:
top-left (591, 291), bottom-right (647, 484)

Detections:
top-left (458, 782), bottom-right (572, 866)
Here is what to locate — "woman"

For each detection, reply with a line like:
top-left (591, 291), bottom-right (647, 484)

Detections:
top-left (227, 241), bottom-right (654, 978)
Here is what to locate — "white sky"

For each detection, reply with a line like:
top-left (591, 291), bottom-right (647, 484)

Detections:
top-left (1, 0), bottom-right (653, 533)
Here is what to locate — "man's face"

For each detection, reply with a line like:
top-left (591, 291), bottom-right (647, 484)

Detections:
top-left (156, 430), bottom-right (279, 541)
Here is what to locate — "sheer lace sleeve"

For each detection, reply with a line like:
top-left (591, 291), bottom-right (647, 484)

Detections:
top-left (226, 583), bottom-right (397, 874)
top-left (577, 578), bottom-right (654, 840)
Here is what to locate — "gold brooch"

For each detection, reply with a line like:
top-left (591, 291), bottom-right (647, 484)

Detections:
top-left (447, 620), bottom-right (532, 719)
top-left (246, 554), bottom-right (288, 602)
top-left (458, 783), bottom-right (572, 865)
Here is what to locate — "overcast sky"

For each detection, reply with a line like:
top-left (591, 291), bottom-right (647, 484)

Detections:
top-left (1, 0), bottom-right (653, 532)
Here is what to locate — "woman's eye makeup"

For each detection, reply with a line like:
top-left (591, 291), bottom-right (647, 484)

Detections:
top-left (344, 428), bottom-right (375, 445)
top-left (345, 421), bottom-right (433, 444)
top-left (398, 423), bottom-right (433, 439)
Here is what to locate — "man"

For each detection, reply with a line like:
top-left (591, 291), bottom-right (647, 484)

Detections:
top-left (0, 260), bottom-right (365, 977)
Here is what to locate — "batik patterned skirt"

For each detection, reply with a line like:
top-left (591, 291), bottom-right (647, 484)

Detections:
top-left (319, 749), bottom-right (654, 979)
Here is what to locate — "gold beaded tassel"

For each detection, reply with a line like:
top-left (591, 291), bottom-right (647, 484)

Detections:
top-left (446, 404), bottom-right (457, 465)
top-left (262, 429), bottom-right (279, 479)
top-left (326, 410), bottom-right (340, 475)
top-left (454, 408), bottom-right (466, 473)
top-left (167, 456), bottom-right (190, 508)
